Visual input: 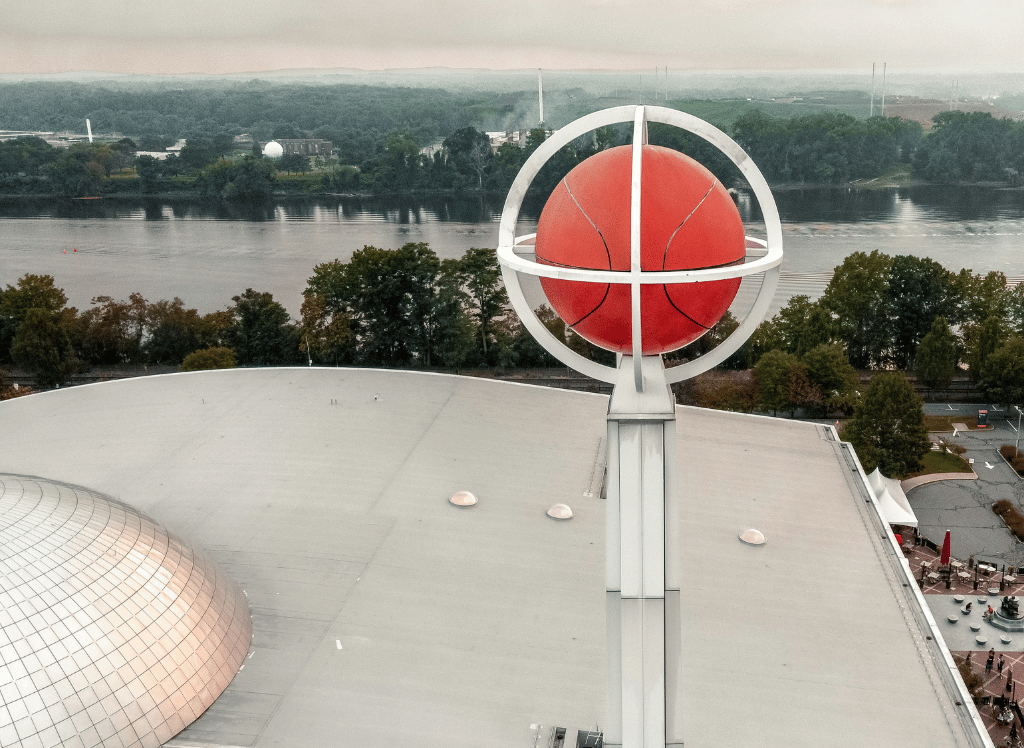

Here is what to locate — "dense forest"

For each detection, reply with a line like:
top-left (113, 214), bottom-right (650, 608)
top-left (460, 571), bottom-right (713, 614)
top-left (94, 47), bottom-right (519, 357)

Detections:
top-left (2, 81), bottom-right (1024, 198)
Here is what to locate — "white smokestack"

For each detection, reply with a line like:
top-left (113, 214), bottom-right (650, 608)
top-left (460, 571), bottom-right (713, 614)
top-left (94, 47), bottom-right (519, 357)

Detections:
top-left (86, 119), bottom-right (93, 143)
top-left (538, 69), bottom-right (544, 126)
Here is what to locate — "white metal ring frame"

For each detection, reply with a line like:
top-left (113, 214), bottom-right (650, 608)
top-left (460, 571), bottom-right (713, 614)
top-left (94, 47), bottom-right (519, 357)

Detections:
top-left (496, 105), bottom-right (784, 386)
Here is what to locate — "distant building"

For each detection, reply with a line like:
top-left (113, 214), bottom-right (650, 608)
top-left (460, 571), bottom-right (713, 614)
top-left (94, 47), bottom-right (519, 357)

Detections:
top-left (271, 138), bottom-right (334, 157)
top-left (233, 133), bottom-right (255, 148)
top-left (486, 129), bottom-right (531, 153)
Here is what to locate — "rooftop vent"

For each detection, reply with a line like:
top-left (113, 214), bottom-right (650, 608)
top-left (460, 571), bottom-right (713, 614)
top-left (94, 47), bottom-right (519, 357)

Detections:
top-left (449, 491), bottom-right (478, 507)
top-left (739, 528), bottom-right (766, 546)
top-left (547, 503), bottom-right (573, 520)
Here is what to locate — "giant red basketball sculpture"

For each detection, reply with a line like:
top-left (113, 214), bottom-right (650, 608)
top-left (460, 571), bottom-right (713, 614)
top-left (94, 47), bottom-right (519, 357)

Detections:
top-left (535, 144), bottom-right (745, 355)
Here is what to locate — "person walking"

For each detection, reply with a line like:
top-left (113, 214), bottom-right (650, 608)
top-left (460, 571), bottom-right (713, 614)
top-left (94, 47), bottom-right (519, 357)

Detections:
top-left (988, 649), bottom-right (996, 673)
top-left (1007, 668), bottom-right (1014, 693)
top-left (1000, 655), bottom-right (1006, 674)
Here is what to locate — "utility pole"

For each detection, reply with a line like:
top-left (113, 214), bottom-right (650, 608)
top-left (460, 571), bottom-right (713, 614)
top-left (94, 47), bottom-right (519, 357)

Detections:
top-left (881, 62), bottom-right (887, 116)
top-left (870, 63), bottom-right (875, 118)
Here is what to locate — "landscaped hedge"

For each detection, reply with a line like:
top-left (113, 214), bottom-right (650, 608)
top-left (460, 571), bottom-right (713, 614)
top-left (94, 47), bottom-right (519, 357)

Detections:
top-left (1000, 445), bottom-right (1024, 475)
top-left (993, 499), bottom-right (1024, 540)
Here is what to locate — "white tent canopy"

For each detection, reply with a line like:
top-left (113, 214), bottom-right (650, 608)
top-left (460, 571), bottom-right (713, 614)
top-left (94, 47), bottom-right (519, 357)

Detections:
top-left (869, 467), bottom-right (918, 528)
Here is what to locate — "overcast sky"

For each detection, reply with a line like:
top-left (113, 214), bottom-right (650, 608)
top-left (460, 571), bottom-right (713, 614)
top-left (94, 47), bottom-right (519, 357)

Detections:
top-left (1, 0), bottom-right (1022, 75)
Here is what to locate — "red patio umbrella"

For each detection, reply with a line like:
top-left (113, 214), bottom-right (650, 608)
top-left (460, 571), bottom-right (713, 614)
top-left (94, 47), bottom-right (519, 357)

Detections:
top-left (941, 530), bottom-right (951, 565)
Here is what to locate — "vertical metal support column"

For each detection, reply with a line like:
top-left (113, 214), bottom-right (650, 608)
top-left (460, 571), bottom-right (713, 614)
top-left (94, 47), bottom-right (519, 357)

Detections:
top-left (605, 356), bottom-right (681, 748)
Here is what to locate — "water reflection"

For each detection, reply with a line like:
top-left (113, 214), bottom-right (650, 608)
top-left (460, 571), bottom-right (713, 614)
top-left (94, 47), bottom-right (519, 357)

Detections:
top-left (1, 187), bottom-right (1023, 227)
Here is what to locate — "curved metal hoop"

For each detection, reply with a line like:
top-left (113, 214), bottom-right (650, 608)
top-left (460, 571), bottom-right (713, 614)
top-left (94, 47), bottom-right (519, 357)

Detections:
top-left (496, 105), bottom-right (783, 385)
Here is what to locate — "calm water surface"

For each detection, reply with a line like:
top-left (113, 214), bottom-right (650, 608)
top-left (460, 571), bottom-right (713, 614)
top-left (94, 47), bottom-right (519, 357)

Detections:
top-left (1, 187), bottom-right (1022, 318)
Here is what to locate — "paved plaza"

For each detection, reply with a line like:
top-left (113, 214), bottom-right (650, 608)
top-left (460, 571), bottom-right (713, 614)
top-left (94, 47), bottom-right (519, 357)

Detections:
top-left (904, 412), bottom-right (1024, 747)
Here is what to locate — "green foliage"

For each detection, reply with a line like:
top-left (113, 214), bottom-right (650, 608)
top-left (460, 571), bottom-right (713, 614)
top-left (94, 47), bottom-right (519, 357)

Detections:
top-left (913, 111), bottom-right (1024, 184)
top-left (226, 289), bottom-right (299, 366)
top-left (844, 371), bottom-right (930, 477)
top-left (299, 293), bottom-right (353, 366)
top-left (755, 349), bottom-right (800, 415)
top-left (44, 143), bottom-right (119, 197)
top-left (886, 255), bottom-right (953, 369)
top-left (0, 136), bottom-right (59, 175)
top-left (968, 315), bottom-right (1007, 382)
top-left (277, 153), bottom-right (309, 174)
top-left (914, 317), bottom-right (957, 389)
top-left (731, 111), bottom-right (919, 184)
top-left (197, 156), bottom-right (277, 201)
top-left (180, 346), bottom-right (236, 372)
top-left (458, 247), bottom-right (509, 364)
top-left (11, 308), bottom-right (79, 388)
top-left (802, 343), bottom-right (858, 414)
top-left (979, 337), bottom-right (1024, 406)
top-left (820, 250), bottom-right (892, 368)
top-left (75, 293), bottom-right (148, 365)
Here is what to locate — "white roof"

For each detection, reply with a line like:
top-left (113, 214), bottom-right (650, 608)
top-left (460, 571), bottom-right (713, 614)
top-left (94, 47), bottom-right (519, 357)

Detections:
top-left (0, 369), bottom-right (987, 748)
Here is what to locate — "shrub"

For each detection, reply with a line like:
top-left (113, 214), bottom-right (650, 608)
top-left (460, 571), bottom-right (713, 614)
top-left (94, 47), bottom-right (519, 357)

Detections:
top-left (180, 346), bottom-right (236, 372)
top-left (993, 500), bottom-right (1024, 541)
top-left (1000, 445), bottom-right (1017, 460)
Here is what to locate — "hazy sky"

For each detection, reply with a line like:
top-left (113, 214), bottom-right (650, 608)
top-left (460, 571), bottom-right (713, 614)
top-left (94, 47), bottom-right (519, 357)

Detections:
top-left (1, 0), bottom-right (1022, 75)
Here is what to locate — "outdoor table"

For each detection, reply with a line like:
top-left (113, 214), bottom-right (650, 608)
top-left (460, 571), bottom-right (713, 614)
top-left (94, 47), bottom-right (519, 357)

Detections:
top-left (980, 564), bottom-right (995, 575)
top-left (951, 560), bottom-right (964, 570)
top-left (958, 572), bottom-right (972, 582)
top-left (927, 572), bottom-right (941, 582)
top-left (922, 560), bottom-right (933, 569)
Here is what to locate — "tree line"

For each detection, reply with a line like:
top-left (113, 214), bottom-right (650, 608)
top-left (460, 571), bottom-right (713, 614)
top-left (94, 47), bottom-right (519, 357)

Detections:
top-left (4, 106), bottom-right (1024, 199)
top-left (0, 245), bottom-right (616, 388)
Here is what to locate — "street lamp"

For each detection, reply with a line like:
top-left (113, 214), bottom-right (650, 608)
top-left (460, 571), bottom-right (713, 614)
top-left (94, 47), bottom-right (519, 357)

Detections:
top-left (1015, 405), bottom-right (1022, 453)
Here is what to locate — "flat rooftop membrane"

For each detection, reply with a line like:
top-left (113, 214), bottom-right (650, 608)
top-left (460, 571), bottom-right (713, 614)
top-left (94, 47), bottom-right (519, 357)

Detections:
top-left (0, 368), bottom-right (988, 747)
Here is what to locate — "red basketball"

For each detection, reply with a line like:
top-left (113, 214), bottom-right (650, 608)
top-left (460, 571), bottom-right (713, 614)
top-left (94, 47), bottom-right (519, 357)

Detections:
top-left (535, 144), bottom-right (745, 355)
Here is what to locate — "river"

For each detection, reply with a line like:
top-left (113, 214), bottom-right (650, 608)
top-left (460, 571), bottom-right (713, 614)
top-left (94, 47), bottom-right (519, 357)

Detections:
top-left (0, 187), bottom-right (1022, 319)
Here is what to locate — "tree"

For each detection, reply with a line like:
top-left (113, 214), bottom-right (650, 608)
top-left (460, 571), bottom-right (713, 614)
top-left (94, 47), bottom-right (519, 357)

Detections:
top-left (181, 346), bottom-right (236, 372)
top-left (298, 292), bottom-right (353, 365)
top-left (914, 317), bottom-right (958, 389)
top-left (278, 153), bottom-right (309, 174)
top-left (306, 243), bottom-right (442, 367)
top-left (885, 255), bottom-right (952, 369)
top-left (10, 308), bottom-right (79, 388)
top-left (145, 298), bottom-right (207, 364)
top-left (198, 156), bottom-right (277, 201)
top-left (135, 155), bottom-right (164, 193)
top-left (978, 337), bottom-right (1024, 407)
top-left (754, 349), bottom-right (800, 416)
top-left (783, 361), bottom-right (823, 417)
top-left (76, 294), bottom-right (148, 365)
top-left (967, 315), bottom-right (1006, 383)
top-left (794, 305), bottom-right (833, 357)
top-left (820, 250), bottom-right (892, 369)
top-left (0, 274), bottom-right (70, 363)
top-left (802, 343), bottom-right (858, 415)
top-left (844, 372), bottom-right (930, 477)
top-left (429, 262), bottom-right (475, 371)
top-left (226, 289), bottom-right (299, 366)
top-left (458, 247), bottom-right (508, 362)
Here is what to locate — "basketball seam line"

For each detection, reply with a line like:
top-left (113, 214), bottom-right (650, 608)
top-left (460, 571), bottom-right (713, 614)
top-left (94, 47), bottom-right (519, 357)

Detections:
top-left (662, 178), bottom-right (718, 271)
top-left (551, 175), bottom-right (613, 328)
top-left (662, 285), bottom-right (713, 331)
top-left (563, 177), bottom-right (613, 270)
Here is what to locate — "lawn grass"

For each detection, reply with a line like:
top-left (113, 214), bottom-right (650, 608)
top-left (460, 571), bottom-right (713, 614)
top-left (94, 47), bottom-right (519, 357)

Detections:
top-left (923, 414), bottom-right (978, 432)
top-left (906, 450), bottom-right (974, 478)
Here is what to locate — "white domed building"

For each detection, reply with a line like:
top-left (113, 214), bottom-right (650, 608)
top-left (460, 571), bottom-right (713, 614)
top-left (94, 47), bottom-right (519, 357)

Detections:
top-left (262, 141), bottom-right (283, 159)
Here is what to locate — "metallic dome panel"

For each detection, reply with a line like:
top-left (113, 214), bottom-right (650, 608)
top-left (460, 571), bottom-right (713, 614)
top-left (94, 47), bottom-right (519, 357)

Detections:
top-left (0, 474), bottom-right (251, 748)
